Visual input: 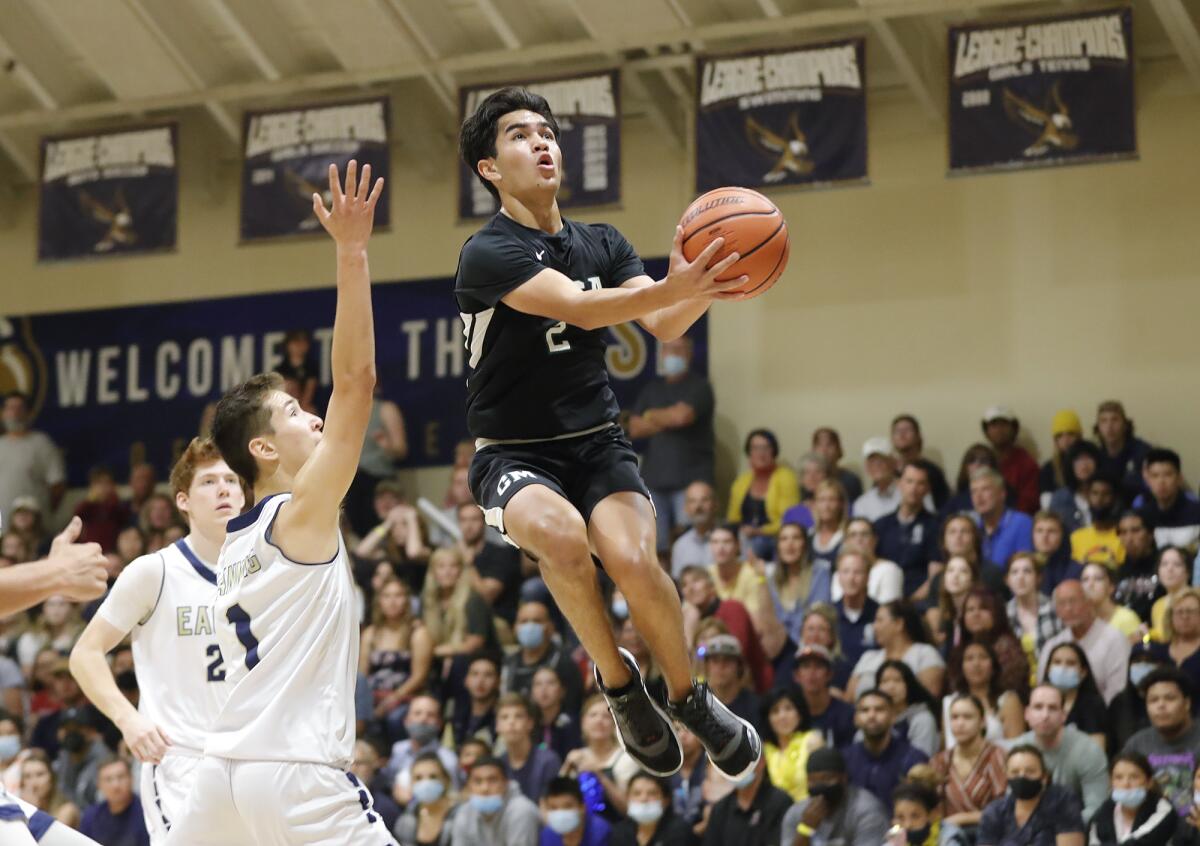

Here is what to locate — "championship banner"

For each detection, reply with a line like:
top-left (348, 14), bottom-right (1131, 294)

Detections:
top-left (0, 258), bottom-right (705, 483)
top-left (948, 7), bottom-right (1136, 174)
top-left (458, 70), bottom-right (621, 219)
top-left (695, 39), bottom-right (867, 192)
top-left (241, 98), bottom-right (390, 240)
top-left (38, 124), bottom-right (178, 261)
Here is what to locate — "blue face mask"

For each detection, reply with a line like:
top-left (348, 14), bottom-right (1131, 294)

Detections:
top-left (1048, 665), bottom-right (1080, 691)
top-left (611, 599), bottom-right (629, 619)
top-left (546, 808), bottom-right (582, 834)
top-left (516, 622), bottom-right (545, 649)
top-left (662, 354), bottom-right (688, 377)
top-left (412, 778), bottom-right (445, 805)
top-left (0, 735), bottom-right (18, 760)
top-left (1113, 787), bottom-right (1147, 809)
top-left (627, 801), bottom-right (664, 825)
top-left (1130, 663), bottom-right (1155, 687)
top-left (470, 793), bottom-right (504, 816)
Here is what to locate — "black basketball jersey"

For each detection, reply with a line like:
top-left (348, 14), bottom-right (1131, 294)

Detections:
top-left (454, 212), bottom-right (646, 441)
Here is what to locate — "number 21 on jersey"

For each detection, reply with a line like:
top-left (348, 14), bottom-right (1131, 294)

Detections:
top-left (545, 276), bottom-right (601, 353)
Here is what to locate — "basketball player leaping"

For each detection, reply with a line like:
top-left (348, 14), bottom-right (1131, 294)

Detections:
top-left (456, 87), bottom-right (760, 780)
top-left (70, 438), bottom-right (245, 844)
top-left (163, 161), bottom-right (396, 845)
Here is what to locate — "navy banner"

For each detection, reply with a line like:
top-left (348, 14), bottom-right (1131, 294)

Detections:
top-left (458, 71), bottom-right (621, 219)
top-left (241, 98), bottom-right (390, 240)
top-left (0, 258), bottom-right (706, 484)
top-left (695, 39), bottom-right (867, 192)
top-left (38, 124), bottom-right (178, 261)
top-left (948, 7), bottom-right (1136, 174)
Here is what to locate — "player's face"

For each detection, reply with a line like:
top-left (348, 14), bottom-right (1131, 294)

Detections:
top-left (258, 391), bottom-right (323, 476)
top-left (489, 109), bottom-right (561, 199)
top-left (179, 459), bottom-right (244, 532)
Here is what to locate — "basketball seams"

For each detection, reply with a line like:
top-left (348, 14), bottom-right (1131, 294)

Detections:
top-left (678, 185), bottom-right (789, 297)
top-left (738, 226), bottom-right (789, 298)
top-left (680, 209), bottom-right (780, 248)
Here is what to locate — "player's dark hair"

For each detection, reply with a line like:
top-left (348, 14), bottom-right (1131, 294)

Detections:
top-left (1140, 665), bottom-right (1192, 699)
top-left (543, 776), bottom-right (583, 803)
top-left (459, 86), bottom-right (560, 200)
top-left (211, 372), bottom-right (283, 487)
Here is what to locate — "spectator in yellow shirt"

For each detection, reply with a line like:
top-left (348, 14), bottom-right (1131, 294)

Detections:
top-left (1069, 475), bottom-right (1125, 567)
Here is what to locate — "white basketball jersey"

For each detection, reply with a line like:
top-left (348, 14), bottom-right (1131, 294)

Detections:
top-left (96, 539), bottom-right (228, 753)
top-left (205, 493), bottom-right (358, 768)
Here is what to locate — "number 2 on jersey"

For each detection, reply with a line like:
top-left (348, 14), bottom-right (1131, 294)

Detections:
top-left (226, 604), bottom-right (262, 670)
top-left (205, 643), bottom-right (226, 682)
top-left (544, 276), bottom-right (601, 353)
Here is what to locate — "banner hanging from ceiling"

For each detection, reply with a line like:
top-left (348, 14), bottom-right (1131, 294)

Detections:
top-left (458, 70), bottom-right (621, 219)
top-left (240, 98), bottom-right (391, 240)
top-left (948, 7), bottom-right (1136, 174)
top-left (695, 39), bottom-right (868, 193)
top-left (38, 124), bottom-right (178, 261)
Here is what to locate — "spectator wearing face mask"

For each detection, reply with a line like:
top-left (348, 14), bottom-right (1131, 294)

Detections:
top-left (780, 747), bottom-right (890, 846)
top-left (451, 756), bottom-right (539, 846)
top-left (610, 772), bottom-right (692, 846)
top-left (626, 335), bottom-right (716, 557)
top-left (976, 745), bottom-right (1084, 846)
top-left (1087, 752), bottom-right (1176, 846)
top-left (501, 600), bottom-right (584, 716)
top-left (539, 775), bottom-right (610, 846)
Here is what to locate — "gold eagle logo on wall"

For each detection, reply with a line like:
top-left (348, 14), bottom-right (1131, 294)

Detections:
top-left (0, 318), bottom-right (48, 418)
top-left (745, 113), bottom-right (814, 182)
top-left (1002, 81), bottom-right (1080, 158)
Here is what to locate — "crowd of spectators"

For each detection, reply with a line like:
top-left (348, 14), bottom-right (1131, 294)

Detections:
top-left (3, 339), bottom-right (1200, 845)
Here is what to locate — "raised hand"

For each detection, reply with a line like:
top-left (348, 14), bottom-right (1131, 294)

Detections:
top-left (49, 517), bottom-right (107, 601)
top-left (312, 160), bottom-right (385, 250)
top-left (662, 225), bottom-right (749, 302)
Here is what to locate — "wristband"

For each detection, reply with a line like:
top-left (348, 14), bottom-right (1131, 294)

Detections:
top-left (796, 823), bottom-right (815, 837)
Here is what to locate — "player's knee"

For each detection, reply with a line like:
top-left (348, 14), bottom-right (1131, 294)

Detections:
top-left (607, 545), bottom-right (663, 583)
top-left (527, 510), bottom-right (589, 566)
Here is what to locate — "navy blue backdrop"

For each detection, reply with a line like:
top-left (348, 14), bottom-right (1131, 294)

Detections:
top-left (0, 257), bottom-right (708, 484)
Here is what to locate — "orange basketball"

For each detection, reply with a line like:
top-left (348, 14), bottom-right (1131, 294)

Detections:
top-left (679, 186), bottom-right (789, 300)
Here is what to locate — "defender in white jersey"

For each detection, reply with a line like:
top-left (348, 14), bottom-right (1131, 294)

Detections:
top-left (70, 439), bottom-right (245, 843)
top-left (164, 160), bottom-right (395, 845)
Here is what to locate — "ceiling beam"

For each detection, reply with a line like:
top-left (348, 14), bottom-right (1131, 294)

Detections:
top-left (866, 16), bottom-right (942, 122)
top-left (0, 32), bottom-right (56, 180)
top-left (0, 0), bottom-right (1070, 132)
top-left (1147, 0), bottom-right (1200, 88)
top-left (377, 0), bottom-right (458, 116)
top-left (0, 133), bottom-right (35, 180)
top-left (121, 0), bottom-right (240, 142)
top-left (208, 0), bottom-right (282, 80)
top-left (475, 0), bottom-right (521, 50)
top-left (756, 0), bottom-right (783, 17)
top-left (563, 0), bottom-right (683, 146)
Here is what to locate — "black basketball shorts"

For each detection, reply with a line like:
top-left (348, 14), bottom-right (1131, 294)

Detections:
top-left (468, 423), bottom-right (652, 547)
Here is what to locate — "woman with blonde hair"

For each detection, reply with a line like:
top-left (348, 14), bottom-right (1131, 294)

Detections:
top-left (421, 546), bottom-right (497, 701)
top-left (1151, 547), bottom-right (1192, 641)
top-left (359, 577), bottom-right (432, 744)
top-left (19, 748), bottom-right (78, 827)
top-left (809, 479), bottom-right (848, 569)
top-left (561, 693), bottom-right (640, 821)
top-left (1148, 587), bottom-right (1200, 690)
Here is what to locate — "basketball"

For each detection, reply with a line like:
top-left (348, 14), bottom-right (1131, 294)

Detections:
top-left (679, 186), bottom-right (790, 300)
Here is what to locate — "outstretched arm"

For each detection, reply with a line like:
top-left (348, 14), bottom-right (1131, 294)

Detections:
top-left (0, 518), bottom-right (106, 616)
top-left (502, 232), bottom-right (744, 331)
top-left (274, 161), bottom-right (384, 562)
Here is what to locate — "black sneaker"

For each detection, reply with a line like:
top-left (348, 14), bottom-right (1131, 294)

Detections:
top-left (667, 682), bottom-right (762, 782)
top-left (594, 648), bottom-right (683, 777)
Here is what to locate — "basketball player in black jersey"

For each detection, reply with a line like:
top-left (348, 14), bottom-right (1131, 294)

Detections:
top-left (455, 87), bottom-right (761, 782)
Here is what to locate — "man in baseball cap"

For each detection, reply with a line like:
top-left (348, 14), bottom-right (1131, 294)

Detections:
top-left (982, 405), bottom-right (1039, 514)
top-left (791, 643), bottom-right (855, 749)
top-left (852, 438), bottom-right (899, 523)
top-left (701, 635), bottom-right (764, 737)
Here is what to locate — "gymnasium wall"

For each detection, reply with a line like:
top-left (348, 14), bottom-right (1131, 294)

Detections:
top-left (5, 58), bottom-right (1199, 501)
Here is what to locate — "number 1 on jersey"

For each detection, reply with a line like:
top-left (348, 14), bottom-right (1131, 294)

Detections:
top-left (226, 604), bottom-right (261, 670)
top-left (544, 276), bottom-right (600, 354)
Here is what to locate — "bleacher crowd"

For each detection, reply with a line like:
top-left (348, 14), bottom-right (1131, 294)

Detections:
top-left (3, 342), bottom-right (1200, 846)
